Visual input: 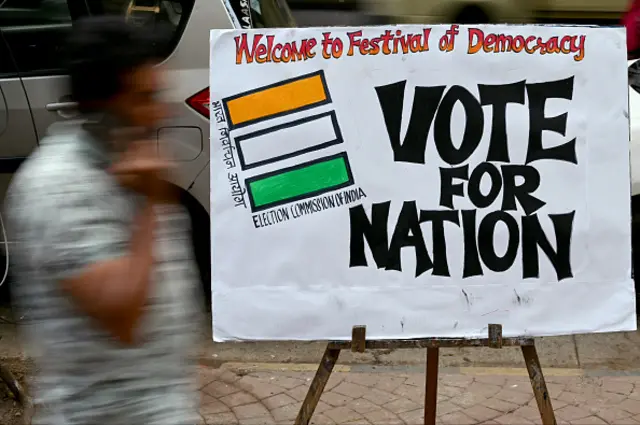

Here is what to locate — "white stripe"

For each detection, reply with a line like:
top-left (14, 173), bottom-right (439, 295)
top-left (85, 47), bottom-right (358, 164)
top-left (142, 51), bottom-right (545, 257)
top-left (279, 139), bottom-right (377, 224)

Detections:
top-left (238, 113), bottom-right (339, 168)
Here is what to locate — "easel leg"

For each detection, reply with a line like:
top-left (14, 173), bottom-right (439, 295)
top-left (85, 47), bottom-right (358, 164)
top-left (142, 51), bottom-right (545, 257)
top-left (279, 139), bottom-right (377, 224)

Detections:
top-left (424, 347), bottom-right (439, 425)
top-left (295, 345), bottom-right (341, 425)
top-left (522, 345), bottom-right (557, 425)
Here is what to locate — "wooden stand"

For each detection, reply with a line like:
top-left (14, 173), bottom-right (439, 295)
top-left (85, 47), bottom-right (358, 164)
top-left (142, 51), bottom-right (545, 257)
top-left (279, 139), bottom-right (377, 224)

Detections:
top-left (294, 324), bottom-right (557, 425)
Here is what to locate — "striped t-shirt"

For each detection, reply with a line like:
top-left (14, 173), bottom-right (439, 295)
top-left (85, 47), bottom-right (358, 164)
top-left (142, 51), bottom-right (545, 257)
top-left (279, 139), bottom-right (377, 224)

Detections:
top-left (5, 121), bottom-right (201, 425)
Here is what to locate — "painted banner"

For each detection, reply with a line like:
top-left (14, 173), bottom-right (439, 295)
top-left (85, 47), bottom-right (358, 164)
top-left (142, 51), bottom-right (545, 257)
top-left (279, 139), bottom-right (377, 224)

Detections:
top-left (209, 25), bottom-right (635, 342)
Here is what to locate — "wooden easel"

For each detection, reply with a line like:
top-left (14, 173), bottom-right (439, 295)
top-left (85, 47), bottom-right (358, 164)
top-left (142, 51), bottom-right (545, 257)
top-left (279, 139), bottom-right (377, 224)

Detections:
top-left (294, 324), bottom-right (556, 425)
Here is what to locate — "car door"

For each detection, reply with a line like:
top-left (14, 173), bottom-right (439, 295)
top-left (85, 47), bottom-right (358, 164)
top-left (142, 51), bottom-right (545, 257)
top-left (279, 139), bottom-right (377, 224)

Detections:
top-left (0, 29), bottom-right (39, 163)
top-left (0, 27), bottom-right (40, 206)
top-left (1, 0), bottom-right (81, 142)
top-left (629, 60), bottom-right (640, 198)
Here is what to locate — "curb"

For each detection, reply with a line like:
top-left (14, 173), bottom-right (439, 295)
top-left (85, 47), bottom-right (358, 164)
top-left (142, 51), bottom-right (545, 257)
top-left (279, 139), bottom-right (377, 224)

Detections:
top-left (216, 361), bottom-right (640, 377)
top-left (219, 362), bottom-right (581, 375)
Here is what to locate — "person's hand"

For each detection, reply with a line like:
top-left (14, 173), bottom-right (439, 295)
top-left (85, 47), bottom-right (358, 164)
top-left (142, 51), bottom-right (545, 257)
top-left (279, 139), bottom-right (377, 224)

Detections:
top-left (109, 141), bottom-right (177, 203)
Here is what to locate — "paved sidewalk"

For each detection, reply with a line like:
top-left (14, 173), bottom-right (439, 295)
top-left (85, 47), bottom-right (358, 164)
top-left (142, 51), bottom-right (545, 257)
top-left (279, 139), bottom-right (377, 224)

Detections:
top-left (197, 363), bottom-right (640, 425)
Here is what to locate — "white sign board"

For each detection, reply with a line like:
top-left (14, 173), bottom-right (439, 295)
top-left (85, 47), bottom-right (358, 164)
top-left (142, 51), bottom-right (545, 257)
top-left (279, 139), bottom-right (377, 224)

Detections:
top-left (209, 25), bottom-right (635, 342)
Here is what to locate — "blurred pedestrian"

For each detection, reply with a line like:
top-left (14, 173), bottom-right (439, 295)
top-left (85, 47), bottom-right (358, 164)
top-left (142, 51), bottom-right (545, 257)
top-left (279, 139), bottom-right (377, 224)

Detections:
top-left (5, 16), bottom-right (201, 425)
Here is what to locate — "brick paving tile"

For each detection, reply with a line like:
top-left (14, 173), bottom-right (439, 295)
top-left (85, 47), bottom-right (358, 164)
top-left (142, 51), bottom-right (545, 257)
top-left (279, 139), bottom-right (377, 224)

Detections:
top-left (493, 412), bottom-right (535, 424)
top-left (559, 391), bottom-right (591, 405)
top-left (436, 393), bottom-right (452, 403)
top-left (310, 413), bottom-right (337, 424)
top-left (268, 375), bottom-right (307, 390)
top-left (384, 397), bottom-right (422, 414)
top-left (231, 402), bottom-right (271, 420)
top-left (344, 398), bottom-right (381, 414)
top-left (619, 398), bottom-right (640, 415)
top-left (333, 382), bottom-right (370, 399)
top-left (481, 397), bottom-right (520, 413)
top-left (462, 404), bottom-right (501, 422)
top-left (404, 375), bottom-right (424, 387)
top-left (200, 396), bottom-right (230, 416)
top-left (321, 391), bottom-right (354, 407)
top-left (439, 384), bottom-right (465, 398)
top-left (505, 379), bottom-right (536, 392)
top-left (202, 380), bottom-right (240, 398)
top-left (466, 381), bottom-right (504, 398)
top-left (262, 393), bottom-right (297, 410)
top-left (393, 384), bottom-right (424, 403)
top-left (195, 366), bottom-right (640, 425)
top-left (219, 391), bottom-right (257, 408)
top-left (362, 407), bottom-right (404, 424)
top-left (362, 387), bottom-right (399, 405)
top-left (286, 385), bottom-right (309, 401)
top-left (315, 401), bottom-right (332, 414)
top-left (512, 405), bottom-right (544, 421)
top-left (344, 373), bottom-right (379, 388)
top-left (599, 391), bottom-right (629, 406)
top-left (236, 376), bottom-right (285, 399)
top-left (375, 376), bottom-right (407, 393)
top-left (269, 403), bottom-right (300, 422)
top-left (434, 400), bottom-right (462, 415)
top-left (601, 380), bottom-right (634, 396)
top-left (445, 374), bottom-right (475, 388)
top-left (439, 411), bottom-right (477, 424)
top-left (593, 407), bottom-right (633, 423)
top-left (556, 405), bottom-right (594, 422)
top-left (398, 408), bottom-right (424, 424)
top-left (342, 419), bottom-right (372, 425)
top-left (326, 374), bottom-right (345, 391)
top-left (545, 383), bottom-right (568, 398)
top-left (571, 416), bottom-right (609, 425)
top-left (205, 412), bottom-right (239, 425)
top-left (324, 406), bottom-right (363, 424)
top-left (493, 388), bottom-right (534, 405)
top-left (237, 416), bottom-right (276, 425)
top-left (451, 392), bottom-right (488, 409)
top-left (528, 396), bottom-right (569, 410)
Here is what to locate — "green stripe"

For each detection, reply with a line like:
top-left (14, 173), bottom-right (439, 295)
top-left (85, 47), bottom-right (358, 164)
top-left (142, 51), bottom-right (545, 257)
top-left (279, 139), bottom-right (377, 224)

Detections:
top-left (249, 156), bottom-right (350, 208)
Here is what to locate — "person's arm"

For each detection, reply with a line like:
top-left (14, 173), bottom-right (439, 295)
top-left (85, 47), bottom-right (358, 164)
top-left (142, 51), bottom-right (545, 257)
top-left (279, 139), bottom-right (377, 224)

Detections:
top-left (59, 201), bottom-right (156, 345)
top-left (25, 165), bottom-right (163, 345)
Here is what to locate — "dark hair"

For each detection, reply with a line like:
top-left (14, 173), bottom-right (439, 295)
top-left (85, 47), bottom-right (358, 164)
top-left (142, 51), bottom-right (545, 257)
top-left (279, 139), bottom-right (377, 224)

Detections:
top-left (65, 16), bottom-right (170, 113)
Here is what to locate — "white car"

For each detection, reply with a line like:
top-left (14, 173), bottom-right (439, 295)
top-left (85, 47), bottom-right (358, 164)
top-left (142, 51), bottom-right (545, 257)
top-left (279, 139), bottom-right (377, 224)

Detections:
top-left (0, 0), bottom-right (297, 305)
top-left (628, 60), bottom-right (640, 197)
top-left (627, 60), bottom-right (640, 287)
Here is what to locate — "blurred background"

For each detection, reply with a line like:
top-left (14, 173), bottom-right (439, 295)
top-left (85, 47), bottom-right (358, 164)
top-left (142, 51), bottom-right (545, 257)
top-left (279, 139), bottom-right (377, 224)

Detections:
top-left (288, 0), bottom-right (625, 28)
top-left (0, 0), bottom-right (628, 35)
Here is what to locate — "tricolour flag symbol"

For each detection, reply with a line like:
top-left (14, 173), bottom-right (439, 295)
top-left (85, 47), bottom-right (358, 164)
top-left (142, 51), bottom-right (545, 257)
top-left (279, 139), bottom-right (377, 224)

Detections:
top-left (223, 70), bottom-right (331, 129)
top-left (222, 70), bottom-right (355, 213)
top-left (234, 111), bottom-right (343, 170)
top-left (245, 152), bottom-right (354, 212)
